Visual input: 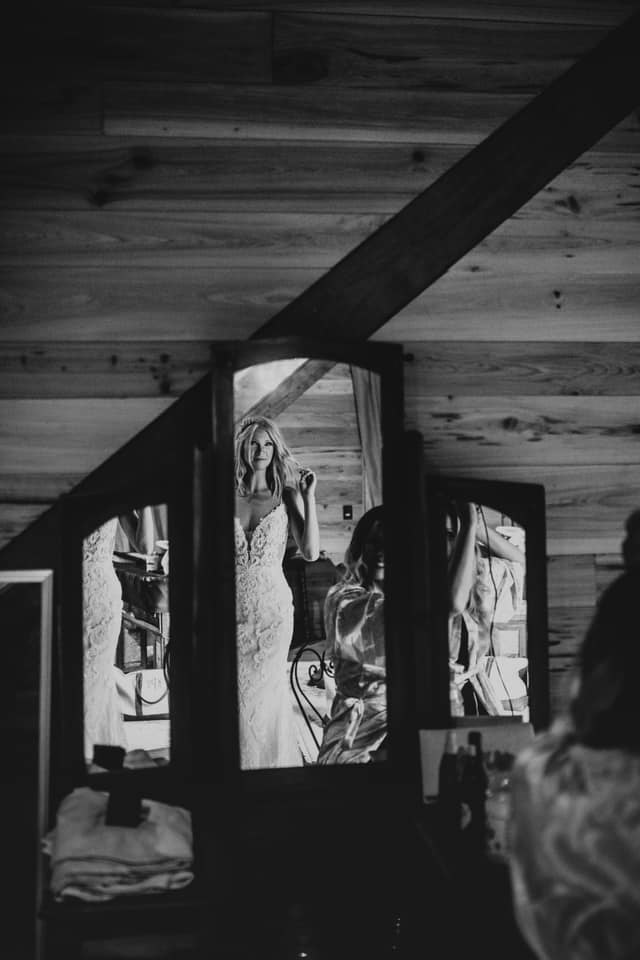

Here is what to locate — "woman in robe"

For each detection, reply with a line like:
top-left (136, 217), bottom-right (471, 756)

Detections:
top-left (508, 568), bottom-right (640, 960)
top-left (317, 506), bottom-right (386, 765)
top-left (447, 501), bottom-right (526, 717)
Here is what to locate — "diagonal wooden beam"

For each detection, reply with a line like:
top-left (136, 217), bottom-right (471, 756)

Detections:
top-left (236, 357), bottom-right (337, 423)
top-left (251, 9), bottom-right (640, 343)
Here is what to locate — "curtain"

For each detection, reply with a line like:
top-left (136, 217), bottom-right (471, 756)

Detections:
top-left (350, 366), bottom-right (383, 511)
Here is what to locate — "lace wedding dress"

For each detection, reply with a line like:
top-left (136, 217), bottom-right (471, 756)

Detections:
top-left (235, 502), bottom-right (302, 770)
top-left (83, 518), bottom-right (126, 761)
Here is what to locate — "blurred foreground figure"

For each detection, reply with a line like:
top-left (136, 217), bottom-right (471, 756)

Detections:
top-left (508, 569), bottom-right (640, 960)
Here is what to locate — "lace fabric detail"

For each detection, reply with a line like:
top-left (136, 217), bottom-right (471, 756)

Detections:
top-left (83, 518), bottom-right (126, 759)
top-left (234, 503), bottom-right (301, 770)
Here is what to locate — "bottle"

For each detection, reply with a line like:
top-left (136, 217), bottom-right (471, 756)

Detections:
top-left (437, 730), bottom-right (462, 836)
top-left (460, 731), bottom-right (488, 857)
top-left (485, 749), bottom-right (513, 861)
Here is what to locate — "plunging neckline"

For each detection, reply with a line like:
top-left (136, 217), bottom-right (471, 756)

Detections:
top-left (236, 500), bottom-right (284, 546)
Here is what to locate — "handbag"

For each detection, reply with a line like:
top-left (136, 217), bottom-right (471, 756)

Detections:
top-left (118, 668), bottom-right (169, 721)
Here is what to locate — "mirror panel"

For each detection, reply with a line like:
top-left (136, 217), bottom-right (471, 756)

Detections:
top-left (232, 358), bottom-right (386, 769)
top-left (446, 501), bottom-right (529, 721)
top-left (425, 475), bottom-right (549, 735)
top-left (83, 504), bottom-right (171, 770)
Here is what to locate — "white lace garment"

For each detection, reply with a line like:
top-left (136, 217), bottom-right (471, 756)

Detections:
top-left (235, 502), bottom-right (302, 770)
top-left (83, 518), bottom-right (126, 760)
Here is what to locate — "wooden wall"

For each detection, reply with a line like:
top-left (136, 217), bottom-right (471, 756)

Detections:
top-left (1, 0), bottom-right (639, 719)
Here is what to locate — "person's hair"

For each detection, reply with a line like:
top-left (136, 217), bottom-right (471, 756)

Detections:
top-left (622, 508), bottom-right (640, 570)
top-left (234, 416), bottom-right (300, 500)
top-left (570, 569), bottom-right (640, 752)
top-left (342, 506), bottom-right (384, 589)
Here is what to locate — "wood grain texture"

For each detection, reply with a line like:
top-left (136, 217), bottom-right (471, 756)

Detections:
top-left (2, 202), bottom-right (638, 268)
top-left (411, 395), bottom-right (640, 469)
top-left (380, 271), bottom-right (640, 342)
top-left (547, 555), bottom-right (596, 607)
top-left (273, 12), bottom-right (604, 91)
top-left (0, 399), bottom-right (357, 476)
top-left (403, 342), bottom-right (640, 396)
top-left (0, 136), bottom-right (466, 214)
top-left (595, 554), bottom-right (627, 595)
top-left (0, 88), bottom-right (102, 137)
top-left (2, 129), bottom-right (634, 214)
top-left (0, 342), bottom-right (211, 398)
top-left (2, 265), bottom-right (640, 342)
top-left (547, 605), bottom-right (592, 659)
top-left (0, 266), bottom-right (314, 341)
top-left (0, 474), bottom-right (84, 503)
top-left (0, 398), bottom-right (173, 475)
top-left (0, 210), bottom-right (392, 268)
top-left (60, 8), bottom-right (272, 84)
top-left (104, 82), bottom-right (530, 143)
top-left (547, 597), bottom-right (591, 717)
top-left (177, 1), bottom-right (636, 28)
top-left (0, 504), bottom-right (50, 549)
top-left (251, 11), bottom-right (640, 341)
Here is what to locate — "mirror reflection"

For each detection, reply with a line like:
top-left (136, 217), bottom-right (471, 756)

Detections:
top-left (233, 359), bottom-right (385, 769)
top-left (446, 501), bottom-right (528, 721)
top-left (83, 504), bottom-right (171, 770)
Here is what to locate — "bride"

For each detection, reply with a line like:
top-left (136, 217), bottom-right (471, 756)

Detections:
top-left (234, 415), bottom-right (320, 769)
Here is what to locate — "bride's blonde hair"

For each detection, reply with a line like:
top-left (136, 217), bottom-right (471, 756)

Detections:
top-left (234, 416), bottom-right (301, 499)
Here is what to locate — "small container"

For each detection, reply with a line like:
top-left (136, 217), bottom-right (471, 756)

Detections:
top-left (156, 540), bottom-right (169, 574)
top-left (145, 553), bottom-right (162, 572)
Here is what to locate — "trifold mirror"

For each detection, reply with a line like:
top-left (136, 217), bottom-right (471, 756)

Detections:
top-left (48, 338), bottom-right (419, 794)
top-left (0, 339), bottom-right (551, 809)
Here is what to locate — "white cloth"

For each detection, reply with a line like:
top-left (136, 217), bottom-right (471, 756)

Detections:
top-left (83, 519), bottom-right (127, 760)
top-left (235, 502), bottom-right (302, 770)
top-left (43, 787), bottom-right (194, 902)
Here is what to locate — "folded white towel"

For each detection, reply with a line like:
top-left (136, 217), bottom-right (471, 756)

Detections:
top-left (43, 787), bottom-right (194, 902)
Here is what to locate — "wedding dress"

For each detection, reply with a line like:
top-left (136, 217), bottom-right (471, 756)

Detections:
top-left (235, 502), bottom-right (302, 770)
top-left (83, 518), bottom-right (127, 761)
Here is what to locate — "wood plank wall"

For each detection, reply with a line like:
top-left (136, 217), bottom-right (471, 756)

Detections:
top-left (1, 0), bottom-right (638, 720)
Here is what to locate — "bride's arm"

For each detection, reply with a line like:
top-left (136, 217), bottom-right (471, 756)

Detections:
top-left (284, 469), bottom-right (320, 561)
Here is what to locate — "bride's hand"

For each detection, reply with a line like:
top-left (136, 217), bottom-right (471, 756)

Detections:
top-left (299, 468), bottom-right (317, 498)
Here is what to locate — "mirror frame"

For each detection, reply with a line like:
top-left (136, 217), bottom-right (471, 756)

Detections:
top-left (59, 478), bottom-right (195, 792)
top-left (52, 373), bottom-right (214, 800)
top-left (0, 568), bottom-right (53, 960)
top-left (204, 338), bottom-right (423, 798)
top-left (423, 474), bottom-right (550, 732)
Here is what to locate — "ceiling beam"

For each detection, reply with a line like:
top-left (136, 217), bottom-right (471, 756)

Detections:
top-left (236, 358), bottom-right (337, 423)
top-left (251, 9), bottom-right (640, 343)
